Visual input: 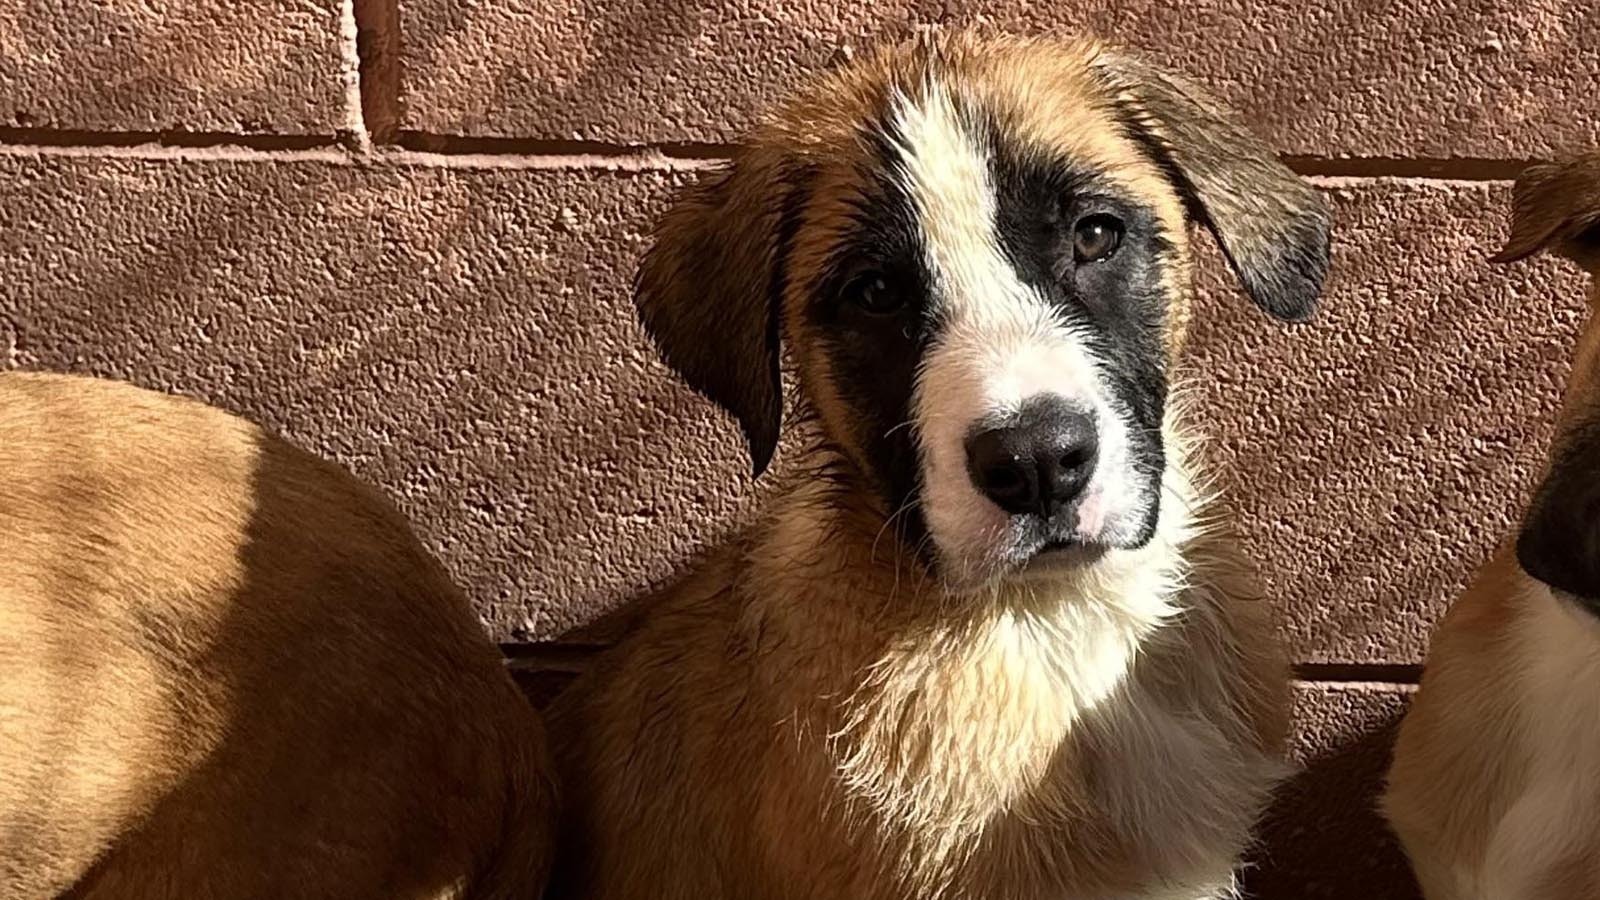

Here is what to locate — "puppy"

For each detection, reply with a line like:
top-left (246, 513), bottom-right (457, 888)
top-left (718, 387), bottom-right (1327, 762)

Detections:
top-left (0, 372), bottom-right (555, 899)
top-left (1384, 152), bottom-right (1600, 900)
top-left (547, 32), bottom-right (1331, 900)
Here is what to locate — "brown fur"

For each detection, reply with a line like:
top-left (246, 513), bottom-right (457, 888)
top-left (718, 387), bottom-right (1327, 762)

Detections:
top-left (1384, 151), bottom-right (1600, 900)
top-left (548, 32), bottom-right (1331, 900)
top-left (0, 372), bottom-right (555, 900)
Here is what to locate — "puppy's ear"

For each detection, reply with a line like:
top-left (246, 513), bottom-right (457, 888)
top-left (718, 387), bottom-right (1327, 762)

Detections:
top-left (1518, 417), bottom-right (1600, 607)
top-left (634, 151), bottom-right (809, 476)
top-left (1093, 50), bottom-right (1331, 322)
top-left (1491, 153), bottom-right (1600, 273)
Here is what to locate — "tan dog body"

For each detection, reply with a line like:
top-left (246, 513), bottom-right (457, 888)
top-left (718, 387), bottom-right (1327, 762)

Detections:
top-left (1385, 153), bottom-right (1600, 900)
top-left (1386, 546), bottom-right (1600, 900)
top-left (549, 33), bottom-right (1332, 900)
top-left (0, 373), bottom-right (555, 899)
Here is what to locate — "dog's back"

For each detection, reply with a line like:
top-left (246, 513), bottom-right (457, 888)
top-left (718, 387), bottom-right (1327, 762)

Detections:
top-left (0, 372), bottom-right (554, 900)
top-left (1384, 153), bottom-right (1600, 900)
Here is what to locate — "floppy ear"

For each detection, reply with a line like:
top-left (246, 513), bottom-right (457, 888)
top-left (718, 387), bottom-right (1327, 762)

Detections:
top-left (1518, 417), bottom-right (1600, 607)
top-left (1491, 153), bottom-right (1600, 272)
top-left (1092, 51), bottom-right (1332, 322)
top-left (634, 151), bottom-right (809, 476)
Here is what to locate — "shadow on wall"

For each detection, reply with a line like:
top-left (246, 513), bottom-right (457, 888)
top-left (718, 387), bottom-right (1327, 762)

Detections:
top-left (0, 153), bottom-right (764, 642)
top-left (1244, 710), bottom-right (1421, 900)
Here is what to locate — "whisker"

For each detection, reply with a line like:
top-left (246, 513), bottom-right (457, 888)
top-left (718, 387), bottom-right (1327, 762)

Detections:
top-left (871, 495), bottom-right (919, 566)
top-left (883, 419), bottom-right (920, 439)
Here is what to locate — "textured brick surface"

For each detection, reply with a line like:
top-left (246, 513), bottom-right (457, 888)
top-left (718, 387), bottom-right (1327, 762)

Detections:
top-left (3, 159), bottom-right (1585, 661)
top-left (0, 0), bottom-right (351, 135)
top-left (0, 151), bottom-right (756, 640)
top-left (1246, 682), bottom-right (1418, 900)
top-left (1192, 178), bottom-right (1585, 664)
top-left (397, 0), bottom-right (1600, 158)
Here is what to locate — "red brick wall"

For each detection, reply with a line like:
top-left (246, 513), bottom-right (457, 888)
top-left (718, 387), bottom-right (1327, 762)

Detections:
top-left (4, 3), bottom-right (1598, 896)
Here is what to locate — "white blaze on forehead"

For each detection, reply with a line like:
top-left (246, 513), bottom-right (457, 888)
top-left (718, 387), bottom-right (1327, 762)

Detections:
top-left (888, 80), bottom-right (1025, 333)
top-left (887, 79), bottom-right (1149, 582)
top-left (887, 79), bottom-right (1104, 410)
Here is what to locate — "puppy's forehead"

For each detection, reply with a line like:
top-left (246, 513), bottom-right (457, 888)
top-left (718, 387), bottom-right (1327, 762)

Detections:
top-left (773, 36), bottom-right (1187, 256)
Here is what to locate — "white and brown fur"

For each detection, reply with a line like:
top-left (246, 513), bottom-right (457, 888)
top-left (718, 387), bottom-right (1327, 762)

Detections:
top-left (547, 32), bottom-right (1331, 900)
top-left (1383, 152), bottom-right (1600, 900)
top-left (0, 372), bottom-right (555, 899)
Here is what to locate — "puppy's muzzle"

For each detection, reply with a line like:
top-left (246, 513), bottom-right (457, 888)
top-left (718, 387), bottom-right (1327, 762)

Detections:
top-left (965, 396), bottom-right (1098, 526)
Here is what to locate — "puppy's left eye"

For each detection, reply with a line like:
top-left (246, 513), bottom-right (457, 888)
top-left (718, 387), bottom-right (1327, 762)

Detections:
top-left (1073, 215), bottom-right (1124, 264)
top-left (843, 271), bottom-right (906, 316)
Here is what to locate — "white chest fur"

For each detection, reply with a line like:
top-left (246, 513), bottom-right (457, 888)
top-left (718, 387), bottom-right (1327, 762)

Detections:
top-left (831, 578), bottom-right (1178, 830)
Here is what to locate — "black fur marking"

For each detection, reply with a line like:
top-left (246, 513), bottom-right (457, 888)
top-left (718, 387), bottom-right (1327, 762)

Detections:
top-left (1519, 412), bottom-right (1600, 612)
top-left (987, 137), bottom-right (1174, 546)
top-left (804, 113), bottom-right (936, 559)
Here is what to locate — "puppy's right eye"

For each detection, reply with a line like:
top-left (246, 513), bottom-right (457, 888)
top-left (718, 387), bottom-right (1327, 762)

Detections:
top-left (844, 271), bottom-right (905, 316)
top-left (1073, 215), bottom-right (1125, 264)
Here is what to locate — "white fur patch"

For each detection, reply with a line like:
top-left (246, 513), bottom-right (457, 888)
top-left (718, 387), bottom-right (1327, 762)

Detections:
top-left (887, 79), bottom-right (1146, 586)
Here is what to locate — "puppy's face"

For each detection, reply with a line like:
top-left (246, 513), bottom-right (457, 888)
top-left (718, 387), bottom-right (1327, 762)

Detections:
top-left (1495, 153), bottom-right (1600, 605)
top-left (637, 35), bottom-right (1330, 589)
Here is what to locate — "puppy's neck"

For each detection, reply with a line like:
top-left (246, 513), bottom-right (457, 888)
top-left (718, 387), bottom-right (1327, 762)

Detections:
top-left (736, 430), bottom-right (1206, 838)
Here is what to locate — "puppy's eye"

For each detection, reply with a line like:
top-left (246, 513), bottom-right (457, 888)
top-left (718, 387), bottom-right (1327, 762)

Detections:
top-left (1073, 215), bottom-right (1124, 264)
top-left (844, 271), bottom-right (905, 316)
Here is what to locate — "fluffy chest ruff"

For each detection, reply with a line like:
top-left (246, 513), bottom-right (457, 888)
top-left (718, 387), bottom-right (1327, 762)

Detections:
top-left (548, 457), bottom-right (1289, 900)
top-left (748, 468), bottom-right (1283, 899)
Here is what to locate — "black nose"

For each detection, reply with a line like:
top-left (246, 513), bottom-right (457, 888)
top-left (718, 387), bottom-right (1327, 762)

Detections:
top-left (965, 401), bottom-right (1098, 517)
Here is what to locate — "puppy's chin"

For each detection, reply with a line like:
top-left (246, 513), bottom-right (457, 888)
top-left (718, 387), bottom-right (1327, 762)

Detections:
top-left (930, 536), bottom-right (1113, 596)
top-left (924, 491), bottom-right (1162, 595)
top-left (1015, 541), bottom-right (1112, 579)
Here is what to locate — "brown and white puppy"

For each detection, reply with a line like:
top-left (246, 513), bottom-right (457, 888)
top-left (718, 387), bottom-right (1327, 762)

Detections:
top-left (1384, 152), bottom-right (1600, 900)
top-left (547, 32), bottom-right (1330, 900)
top-left (0, 372), bottom-right (554, 899)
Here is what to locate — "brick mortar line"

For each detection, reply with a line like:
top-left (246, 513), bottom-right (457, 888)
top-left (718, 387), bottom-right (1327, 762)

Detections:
top-left (0, 126), bottom-right (341, 152)
top-left (1285, 155), bottom-right (1534, 181)
top-left (393, 132), bottom-right (730, 160)
top-left (0, 147), bottom-right (1530, 188)
top-left (0, 138), bottom-right (720, 171)
top-left (0, 125), bottom-right (1539, 181)
top-left (1292, 663), bottom-right (1422, 685)
top-left (348, 0), bottom-right (401, 147)
top-left (336, 0), bottom-right (369, 150)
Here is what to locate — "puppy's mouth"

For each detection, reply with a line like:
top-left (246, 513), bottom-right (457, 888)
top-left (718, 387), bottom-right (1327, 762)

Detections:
top-left (1019, 536), bottom-right (1109, 574)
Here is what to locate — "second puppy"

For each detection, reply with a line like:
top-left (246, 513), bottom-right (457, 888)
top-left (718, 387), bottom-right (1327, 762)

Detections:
top-left (1384, 151), bottom-right (1600, 900)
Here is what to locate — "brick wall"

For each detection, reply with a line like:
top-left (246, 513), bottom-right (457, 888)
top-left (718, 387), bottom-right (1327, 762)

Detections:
top-left (4, 2), bottom-right (1598, 896)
